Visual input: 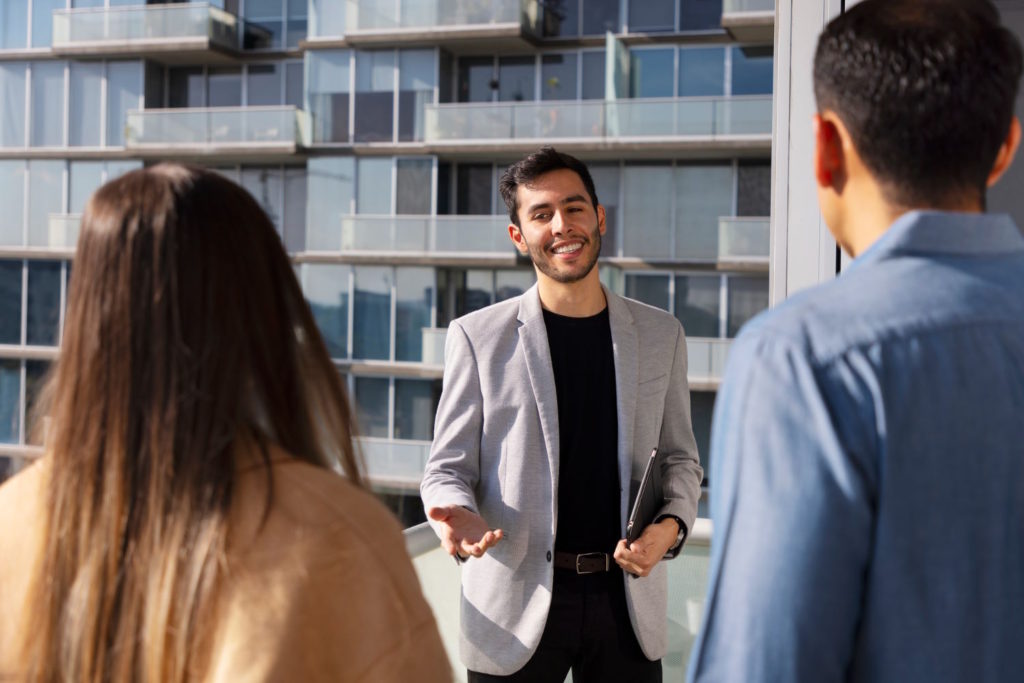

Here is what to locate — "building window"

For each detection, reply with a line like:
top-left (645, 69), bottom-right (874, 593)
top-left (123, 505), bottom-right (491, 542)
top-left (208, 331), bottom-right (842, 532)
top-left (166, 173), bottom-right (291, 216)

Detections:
top-left (70, 63), bottom-right (103, 147)
top-left (678, 47), bottom-right (726, 97)
top-left (675, 275), bottom-right (721, 338)
top-left (629, 0), bottom-right (676, 33)
top-left (0, 63), bottom-right (27, 147)
top-left (308, 50), bottom-right (351, 142)
top-left (629, 48), bottom-right (675, 98)
top-left (731, 45), bottom-right (774, 95)
top-left (355, 50), bottom-right (396, 143)
top-left (675, 163), bottom-right (733, 260)
top-left (304, 264), bottom-right (351, 359)
top-left (0, 261), bottom-right (21, 345)
top-left (0, 162), bottom-right (26, 246)
top-left (353, 266), bottom-right (392, 360)
top-left (30, 62), bottom-right (65, 147)
top-left (680, 0), bottom-right (724, 32)
top-left (394, 379), bottom-right (440, 441)
top-left (542, 53), bottom-right (579, 101)
top-left (26, 261), bottom-right (61, 347)
top-left (543, 0), bottom-right (580, 37)
top-left (583, 0), bottom-right (621, 35)
top-left (399, 50), bottom-right (436, 142)
top-left (0, 1), bottom-right (28, 49)
top-left (354, 376), bottom-right (389, 437)
top-left (0, 360), bottom-right (19, 444)
top-left (395, 268), bottom-right (433, 363)
top-left (306, 156), bottom-right (354, 250)
top-left (31, 0), bottom-right (64, 48)
top-left (727, 276), bottom-right (769, 335)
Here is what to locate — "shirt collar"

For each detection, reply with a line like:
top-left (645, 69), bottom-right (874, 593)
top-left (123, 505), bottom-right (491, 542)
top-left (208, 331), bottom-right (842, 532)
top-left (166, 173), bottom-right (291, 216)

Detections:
top-left (847, 210), bottom-right (1024, 273)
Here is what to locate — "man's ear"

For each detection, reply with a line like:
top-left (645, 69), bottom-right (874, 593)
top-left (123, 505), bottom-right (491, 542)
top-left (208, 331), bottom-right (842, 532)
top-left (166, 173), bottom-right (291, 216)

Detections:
top-left (508, 223), bottom-right (528, 254)
top-left (813, 113), bottom-right (845, 191)
top-left (987, 116), bottom-right (1021, 188)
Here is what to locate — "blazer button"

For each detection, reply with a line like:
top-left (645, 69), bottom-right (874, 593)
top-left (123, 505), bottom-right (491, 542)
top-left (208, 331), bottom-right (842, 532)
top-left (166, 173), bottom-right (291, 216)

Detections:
top-left (546, 551), bottom-right (552, 562)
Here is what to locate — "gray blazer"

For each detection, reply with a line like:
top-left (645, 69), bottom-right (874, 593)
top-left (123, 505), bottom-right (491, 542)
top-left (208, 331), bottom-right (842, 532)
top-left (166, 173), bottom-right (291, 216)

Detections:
top-left (421, 284), bottom-right (703, 676)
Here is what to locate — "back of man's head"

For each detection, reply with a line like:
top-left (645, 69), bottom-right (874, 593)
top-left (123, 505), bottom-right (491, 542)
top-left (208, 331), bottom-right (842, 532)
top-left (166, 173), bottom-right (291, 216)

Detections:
top-left (813, 0), bottom-right (1023, 208)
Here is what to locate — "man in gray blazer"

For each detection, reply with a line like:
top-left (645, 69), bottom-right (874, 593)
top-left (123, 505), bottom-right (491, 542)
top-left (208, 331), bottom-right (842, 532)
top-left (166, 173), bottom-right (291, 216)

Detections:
top-left (421, 147), bottom-right (704, 681)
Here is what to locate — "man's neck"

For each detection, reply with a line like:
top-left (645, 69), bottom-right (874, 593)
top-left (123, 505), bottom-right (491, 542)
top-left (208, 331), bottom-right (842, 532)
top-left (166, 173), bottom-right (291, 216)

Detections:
top-left (536, 270), bottom-right (607, 317)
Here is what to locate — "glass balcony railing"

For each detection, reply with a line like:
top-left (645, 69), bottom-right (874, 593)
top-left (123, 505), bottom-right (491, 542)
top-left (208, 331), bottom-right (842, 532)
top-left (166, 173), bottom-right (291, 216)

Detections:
top-left (52, 3), bottom-right (239, 49)
top-left (405, 517), bottom-right (713, 682)
top-left (46, 213), bottom-right (82, 250)
top-left (360, 437), bottom-right (432, 487)
top-left (348, 0), bottom-right (534, 31)
top-left (723, 0), bottom-right (775, 12)
top-left (338, 214), bottom-right (513, 254)
top-left (424, 96), bottom-right (773, 144)
top-left (125, 107), bottom-right (310, 149)
top-left (422, 328), bottom-right (448, 366)
top-left (718, 217), bottom-right (770, 262)
top-left (686, 339), bottom-right (732, 384)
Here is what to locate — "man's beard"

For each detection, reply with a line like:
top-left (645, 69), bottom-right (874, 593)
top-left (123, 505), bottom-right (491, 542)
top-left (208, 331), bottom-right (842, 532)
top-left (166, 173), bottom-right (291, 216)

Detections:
top-left (521, 222), bottom-right (602, 284)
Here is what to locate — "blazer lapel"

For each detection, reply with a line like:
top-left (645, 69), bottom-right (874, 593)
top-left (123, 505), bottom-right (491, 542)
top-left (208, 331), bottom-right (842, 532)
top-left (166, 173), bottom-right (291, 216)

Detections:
top-left (517, 285), bottom-right (561, 521)
top-left (605, 287), bottom-right (638, 526)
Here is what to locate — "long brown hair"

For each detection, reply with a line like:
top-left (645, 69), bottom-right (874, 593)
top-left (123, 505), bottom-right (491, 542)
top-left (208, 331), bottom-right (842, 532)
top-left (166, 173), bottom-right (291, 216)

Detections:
top-left (18, 164), bottom-right (363, 681)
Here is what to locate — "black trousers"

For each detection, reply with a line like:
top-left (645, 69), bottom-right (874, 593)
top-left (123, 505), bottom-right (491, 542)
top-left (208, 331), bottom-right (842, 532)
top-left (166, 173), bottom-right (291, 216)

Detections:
top-left (468, 568), bottom-right (662, 683)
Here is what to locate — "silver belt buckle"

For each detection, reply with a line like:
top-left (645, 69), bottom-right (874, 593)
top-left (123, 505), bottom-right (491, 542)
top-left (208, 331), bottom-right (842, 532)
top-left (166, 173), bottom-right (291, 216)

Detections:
top-left (575, 552), bottom-right (608, 574)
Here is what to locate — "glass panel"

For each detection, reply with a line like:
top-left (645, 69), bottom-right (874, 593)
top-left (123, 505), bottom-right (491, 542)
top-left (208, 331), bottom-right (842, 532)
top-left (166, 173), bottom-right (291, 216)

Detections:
top-left (1, 1), bottom-right (28, 49)
top-left (311, 0), bottom-right (345, 37)
top-left (31, 61), bottom-right (64, 147)
top-left (0, 260), bottom-right (21, 344)
top-left (678, 47), bottom-right (725, 97)
top-left (0, 63), bottom-right (26, 147)
top-left (241, 167), bottom-right (283, 233)
top-left (283, 166), bottom-right (306, 252)
top-left (680, 0), bottom-right (723, 31)
top-left (737, 160), bottom-right (771, 216)
top-left (26, 261), bottom-right (61, 346)
top-left (582, 0), bottom-right (620, 35)
top-left (353, 266), bottom-right (392, 360)
top-left (457, 57), bottom-right (494, 103)
top-left (396, 158), bottom-right (432, 215)
top-left (495, 269), bottom-right (534, 301)
top-left (395, 267), bottom-right (432, 362)
top-left (24, 359), bottom-right (49, 445)
top-left (398, 49), bottom-right (435, 142)
top-left (625, 274), bottom-right (670, 311)
top-left (731, 45), bottom-right (774, 96)
top-left (629, 0), bottom-right (675, 32)
top-left (354, 376), bottom-right (389, 437)
top-left (394, 379), bottom-right (437, 440)
top-left (675, 163), bottom-right (733, 260)
top-left (106, 62), bottom-right (142, 147)
top-left (70, 62), bottom-right (103, 147)
top-left (622, 165), bottom-right (671, 258)
top-left (0, 359), bottom-right (19, 444)
top-left (208, 67), bottom-right (242, 107)
top-left (28, 161), bottom-right (64, 248)
top-left (357, 158), bottom-right (392, 214)
top-left (355, 50), bottom-right (395, 143)
top-left (589, 163), bottom-right (618, 258)
top-left (69, 161), bottom-right (105, 213)
top-left (308, 50), bottom-right (351, 143)
top-left (543, 0), bottom-right (579, 37)
top-left (245, 0), bottom-right (283, 49)
top-left (456, 164), bottom-right (492, 215)
top-left (690, 391), bottom-right (715, 487)
top-left (246, 63), bottom-right (282, 106)
top-left (285, 61), bottom-right (303, 108)
top-left (581, 50), bottom-right (606, 100)
top-left (541, 53), bottom-right (578, 101)
top-left (498, 56), bottom-right (534, 102)
top-left (675, 274), bottom-right (721, 337)
top-left (306, 156), bottom-right (354, 250)
top-left (31, 0), bottom-right (64, 48)
top-left (727, 276), bottom-right (768, 336)
top-left (168, 66), bottom-right (205, 108)
top-left (464, 269), bottom-right (493, 315)
top-left (303, 263), bottom-right (350, 358)
top-left (0, 161), bottom-right (25, 246)
top-left (630, 48), bottom-right (674, 98)
top-left (286, 0), bottom-right (307, 47)
top-left (104, 160), bottom-right (141, 182)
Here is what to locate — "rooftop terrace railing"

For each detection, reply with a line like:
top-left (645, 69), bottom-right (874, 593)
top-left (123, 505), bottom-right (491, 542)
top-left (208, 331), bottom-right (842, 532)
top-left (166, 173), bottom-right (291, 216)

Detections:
top-left (424, 96), bottom-right (772, 144)
top-left (52, 3), bottom-right (239, 50)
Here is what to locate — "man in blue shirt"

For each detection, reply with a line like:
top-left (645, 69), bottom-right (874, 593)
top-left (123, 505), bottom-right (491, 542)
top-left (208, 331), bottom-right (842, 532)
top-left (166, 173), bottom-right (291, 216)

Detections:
top-left (688, 1), bottom-right (1024, 681)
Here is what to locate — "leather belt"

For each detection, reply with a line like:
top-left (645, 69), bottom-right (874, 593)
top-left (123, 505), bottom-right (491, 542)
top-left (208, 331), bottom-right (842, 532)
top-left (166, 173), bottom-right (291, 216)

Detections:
top-left (553, 551), bottom-right (613, 574)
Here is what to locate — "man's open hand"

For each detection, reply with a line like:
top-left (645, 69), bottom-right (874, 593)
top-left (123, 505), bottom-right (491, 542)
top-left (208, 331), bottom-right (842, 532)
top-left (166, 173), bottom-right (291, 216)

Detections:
top-left (427, 505), bottom-right (504, 559)
top-left (613, 517), bottom-right (679, 577)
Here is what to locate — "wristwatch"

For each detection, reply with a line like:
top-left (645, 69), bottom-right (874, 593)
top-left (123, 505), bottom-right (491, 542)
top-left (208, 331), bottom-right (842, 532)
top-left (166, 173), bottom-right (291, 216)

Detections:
top-left (656, 514), bottom-right (687, 557)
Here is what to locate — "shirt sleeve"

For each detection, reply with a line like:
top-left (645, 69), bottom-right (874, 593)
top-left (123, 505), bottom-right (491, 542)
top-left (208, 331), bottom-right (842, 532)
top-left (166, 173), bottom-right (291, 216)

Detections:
top-left (687, 331), bottom-right (877, 683)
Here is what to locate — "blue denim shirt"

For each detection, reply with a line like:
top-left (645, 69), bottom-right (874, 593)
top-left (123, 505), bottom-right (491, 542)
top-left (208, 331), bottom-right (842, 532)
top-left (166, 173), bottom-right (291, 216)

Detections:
top-left (688, 211), bottom-right (1024, 682)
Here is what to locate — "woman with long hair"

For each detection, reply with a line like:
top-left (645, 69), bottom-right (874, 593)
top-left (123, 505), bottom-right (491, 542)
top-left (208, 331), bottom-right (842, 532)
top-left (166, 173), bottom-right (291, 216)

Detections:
top-left (0, 164), bottom-right (450, 682)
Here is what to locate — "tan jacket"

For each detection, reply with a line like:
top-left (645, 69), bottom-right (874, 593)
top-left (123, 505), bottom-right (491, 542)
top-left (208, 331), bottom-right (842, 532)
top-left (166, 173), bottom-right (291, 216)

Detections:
top-left (0, 456), bottom-right (452, 682)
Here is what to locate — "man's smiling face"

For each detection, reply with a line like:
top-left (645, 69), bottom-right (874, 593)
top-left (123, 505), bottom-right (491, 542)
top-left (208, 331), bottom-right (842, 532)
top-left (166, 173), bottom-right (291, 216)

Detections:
top-left (509, 168), bottom-right (606, 285)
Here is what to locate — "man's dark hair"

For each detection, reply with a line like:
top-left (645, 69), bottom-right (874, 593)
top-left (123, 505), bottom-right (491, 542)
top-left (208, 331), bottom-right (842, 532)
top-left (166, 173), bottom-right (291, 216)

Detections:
top-left (499, 147), bottom-right (600, 227)
top-left (813, 0), bottom-right (1022, 207)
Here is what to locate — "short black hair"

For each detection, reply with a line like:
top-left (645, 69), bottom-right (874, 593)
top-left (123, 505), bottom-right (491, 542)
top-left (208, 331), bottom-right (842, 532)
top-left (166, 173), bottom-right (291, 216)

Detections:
top-left (499, 147), bottom-right (600, 227)
top-left (813, 0), bottom-right (1022, 207)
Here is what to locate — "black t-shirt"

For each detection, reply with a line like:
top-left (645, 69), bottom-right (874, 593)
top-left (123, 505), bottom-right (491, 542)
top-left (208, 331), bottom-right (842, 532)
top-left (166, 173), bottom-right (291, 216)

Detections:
top-left (542, 307), bottom-right (620, 554)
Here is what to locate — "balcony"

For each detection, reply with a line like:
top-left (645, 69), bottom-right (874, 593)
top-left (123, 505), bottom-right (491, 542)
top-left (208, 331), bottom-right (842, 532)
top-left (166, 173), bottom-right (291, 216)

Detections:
top-left (423, 96), bottom-right (772, 155)
top-left (405, 517), bottom-right (713, 681)
top-left (686, 338), bottom-right (732, 390)
top-left (338, 214), bottom-right (513, 257)
top-left (322, 0), bottom-right (541, 52)
top-left (722, 0), bottom-right (775, 43)
top-left (360, 437), bottom-right (432, 490)
top-left (718, 217), bottom-right (769, 265)
top-left (51, 3), bottom-right (241, 63)
top-left (124, 106), bottom-right (310, 158)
